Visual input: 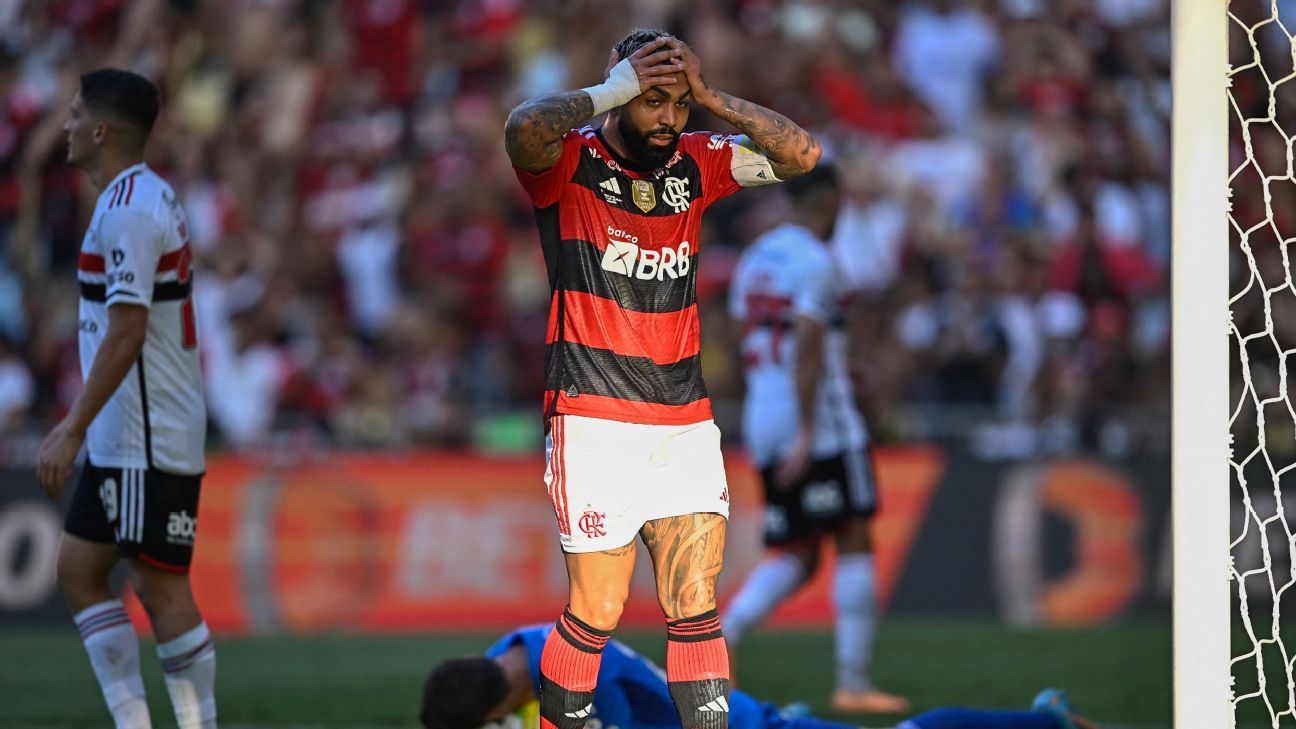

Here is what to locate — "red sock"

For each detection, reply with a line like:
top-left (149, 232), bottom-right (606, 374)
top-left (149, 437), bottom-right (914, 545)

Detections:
top-left (666, 609), bottom-right (730, 729)
top-left (539, 607), bottom-right (612, 729)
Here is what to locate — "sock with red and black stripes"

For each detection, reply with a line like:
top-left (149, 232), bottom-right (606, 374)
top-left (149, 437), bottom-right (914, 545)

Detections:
top-left (74, 600), bottom-right (153, 729)
top-left (156, 621), bottom-right (217, 729)
top-left (539, 607), bottom-right (612, 729)
top-left (666, 609), bottom-right (730, 729)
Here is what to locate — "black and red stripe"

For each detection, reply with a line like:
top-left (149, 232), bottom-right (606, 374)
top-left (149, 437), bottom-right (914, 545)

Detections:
top-left (526, 130), bottom-right (740, 426)
top-left (79, 244), bottom-right (193, 302)
top-left (547, 342), bottom-right (706, 406)
top-left (666, 611), bottom-right (724, 643)
top-left (549, 292), bottom-right (698, 364)
top-left (568, 145), bottom-right (705, 218)
top-left (105, 171), bottom-right (140, 209)
top-left (554, 609), bottom-right (611, 653)
top-left (539, 607), bottom-right (611, 729)
top-left (555, 237), bottom-right (695, 314)
top-left (79, 280), bottom-right (190, 302)
top-left (666, 609), bottom-right (730, 727)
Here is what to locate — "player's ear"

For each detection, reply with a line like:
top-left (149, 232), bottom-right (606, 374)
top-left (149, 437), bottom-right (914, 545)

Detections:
top-left (92, 119), bottom-right (109, 145)
top-left (605, 48), bottom-right (618, 76)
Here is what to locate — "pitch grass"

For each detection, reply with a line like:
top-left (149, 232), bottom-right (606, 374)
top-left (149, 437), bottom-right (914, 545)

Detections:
top-left (1, 620), bottom-right (1171, 728)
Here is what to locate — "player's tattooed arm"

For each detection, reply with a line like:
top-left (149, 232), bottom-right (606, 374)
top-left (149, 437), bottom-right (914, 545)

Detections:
top-left (669, 38), bottom-right (820, 179)
top-left (708, 92), bottom-right (820, 180)
top-left (640, 513), bottom-right (727, 619)
top-left (504, 37), bottom-right (683, 172)
top-left (503, 91), bottom-right (595, 172)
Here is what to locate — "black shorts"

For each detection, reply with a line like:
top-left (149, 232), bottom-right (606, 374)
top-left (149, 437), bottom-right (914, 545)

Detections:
top-left (64, 462), bottom-right (203, 572)
top-left (759, 447), bottom-right (879, 547)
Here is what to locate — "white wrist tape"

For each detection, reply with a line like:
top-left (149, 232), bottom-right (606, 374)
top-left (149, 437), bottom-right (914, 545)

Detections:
top-left (581, 58), bottom-right (641, 116)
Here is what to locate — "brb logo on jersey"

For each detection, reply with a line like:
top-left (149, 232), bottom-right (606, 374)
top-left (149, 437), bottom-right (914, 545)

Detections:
top-left (601, 227), bottom-right (691, 281)
top-left (579, 510), bottom-right (607, 538)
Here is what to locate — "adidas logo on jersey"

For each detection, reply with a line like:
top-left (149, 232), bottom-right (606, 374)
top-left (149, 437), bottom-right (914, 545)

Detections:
top-left (601, 239), bottom-right (691, 281)
top-left (565, 704), bottom-right (594, 719)
top-left (599, 177), bottom-right (623, 204)
top-left (698, 697), bottom-right (730, 713)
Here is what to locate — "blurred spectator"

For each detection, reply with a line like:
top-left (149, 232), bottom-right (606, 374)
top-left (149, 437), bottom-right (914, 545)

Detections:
top-left (892, 0), bottom-right (999, 133)
top-left (204, 297), bottom-right (294, 447)
top-left (0, 334), bottom-right (35, 431)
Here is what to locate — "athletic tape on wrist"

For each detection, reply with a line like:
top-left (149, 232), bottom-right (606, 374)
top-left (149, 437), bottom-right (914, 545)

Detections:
top-left (581, 58), bottom-right (641, 116)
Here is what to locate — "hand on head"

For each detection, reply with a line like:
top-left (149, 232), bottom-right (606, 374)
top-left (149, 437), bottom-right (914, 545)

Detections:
top-left (660, 38), bottom-right (710, 101)
top-left (605, 35), bottom-right (685, 94)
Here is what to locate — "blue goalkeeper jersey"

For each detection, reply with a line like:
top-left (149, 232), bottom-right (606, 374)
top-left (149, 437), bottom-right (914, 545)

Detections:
top-left (900, 708), bottom-right (1063, 729)
top-left (485, 625), bottom-right (855, 729)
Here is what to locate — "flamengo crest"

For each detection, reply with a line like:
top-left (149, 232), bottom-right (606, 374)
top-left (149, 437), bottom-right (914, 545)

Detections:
top-left (579, 510), bottom-right (607, 538)
top-left (663, 176), bottom-right (690, 213)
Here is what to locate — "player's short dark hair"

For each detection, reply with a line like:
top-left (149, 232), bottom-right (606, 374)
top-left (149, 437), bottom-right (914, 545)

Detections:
top-left (782, 163), bottom-right (838, 203)
top-left (614, 28), bottom-right (675, 61)
top-left (419, 657), bottom-right (511, 729)
top-left (79, 68), bottom-right (159, 149)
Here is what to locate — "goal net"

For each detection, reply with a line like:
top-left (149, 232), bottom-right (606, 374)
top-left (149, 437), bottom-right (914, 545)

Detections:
top-left (1229, 2), bottom-right (1296, 726)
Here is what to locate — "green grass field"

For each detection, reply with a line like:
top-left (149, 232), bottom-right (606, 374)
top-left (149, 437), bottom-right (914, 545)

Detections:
top-left (2, 620), bottom-right (1172, 728)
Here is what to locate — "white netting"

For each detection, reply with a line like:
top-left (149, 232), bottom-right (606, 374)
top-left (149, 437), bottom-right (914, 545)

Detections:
top-left (1230, 2), bottom-right (1296, 726)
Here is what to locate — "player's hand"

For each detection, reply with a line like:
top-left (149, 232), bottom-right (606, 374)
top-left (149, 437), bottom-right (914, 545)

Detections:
top-left (664, 38), bottom-right (716, 107)
top-left (36, 419), bottom-right (84, 501)
top-left (775, 429), bottom-right (813, 489)
top-left (624, 36), bottom-right (684, 93)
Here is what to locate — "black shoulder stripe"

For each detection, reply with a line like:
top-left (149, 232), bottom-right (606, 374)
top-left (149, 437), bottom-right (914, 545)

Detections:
top-left (81, 280), bottom-right (192, 303)
top-left (571, 151), bottom-right (704, 217)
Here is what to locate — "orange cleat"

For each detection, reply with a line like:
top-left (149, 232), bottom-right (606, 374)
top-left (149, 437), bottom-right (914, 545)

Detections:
top-left (830, 688), bottom-right (912, 715)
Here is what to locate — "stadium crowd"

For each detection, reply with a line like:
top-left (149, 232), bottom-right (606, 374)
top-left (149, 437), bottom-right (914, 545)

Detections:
top-left (0, 0), bottom-right (1174, 456)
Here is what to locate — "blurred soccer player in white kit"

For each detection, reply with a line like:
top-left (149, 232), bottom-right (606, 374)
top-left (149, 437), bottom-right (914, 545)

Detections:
top-left (36, 68), bottom-right (217, 729)
top-left (723, 165), bottom-right (908, 715)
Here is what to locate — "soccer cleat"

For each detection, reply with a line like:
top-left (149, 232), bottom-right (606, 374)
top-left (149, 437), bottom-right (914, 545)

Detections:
top-left (830, 688), bottom-right (912, 714)
top-left (1031, 688), bottom-right (1078, 729)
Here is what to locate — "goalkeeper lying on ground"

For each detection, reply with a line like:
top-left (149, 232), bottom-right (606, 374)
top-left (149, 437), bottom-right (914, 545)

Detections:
top-left (418, 624), bottom-right (1100, 729)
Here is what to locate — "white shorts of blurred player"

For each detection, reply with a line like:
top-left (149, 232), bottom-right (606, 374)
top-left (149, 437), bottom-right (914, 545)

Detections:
top-left (545, 414), bottom-right (731, 553)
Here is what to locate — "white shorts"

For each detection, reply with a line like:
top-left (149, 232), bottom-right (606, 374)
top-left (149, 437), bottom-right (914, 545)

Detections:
top-left (545, 414), bottom-right (731, 553)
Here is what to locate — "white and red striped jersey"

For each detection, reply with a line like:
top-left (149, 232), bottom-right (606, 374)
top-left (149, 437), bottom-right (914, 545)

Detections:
top-left (77, 163), bottom-right (205, 475)
top-left (729, 223), bottom-right (868, 468)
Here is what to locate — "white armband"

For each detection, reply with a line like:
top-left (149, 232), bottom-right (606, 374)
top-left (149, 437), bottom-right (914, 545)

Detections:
top-left (729, 136), bottom-right (781, 187)
top-left (581, 58), bottom-right (641, 116)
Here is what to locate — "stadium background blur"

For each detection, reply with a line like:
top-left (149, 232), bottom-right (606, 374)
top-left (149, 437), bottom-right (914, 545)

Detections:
top-left (0, 0), bottom-right (1193, 727)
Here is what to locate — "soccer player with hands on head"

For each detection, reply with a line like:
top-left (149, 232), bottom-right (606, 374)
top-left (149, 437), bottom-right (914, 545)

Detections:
top-left (504, 28), bottom-right (819, 729)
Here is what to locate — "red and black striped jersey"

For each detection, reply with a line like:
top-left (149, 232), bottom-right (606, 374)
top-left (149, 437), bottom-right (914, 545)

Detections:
top-left (514, 126), bottom-right (779, 426)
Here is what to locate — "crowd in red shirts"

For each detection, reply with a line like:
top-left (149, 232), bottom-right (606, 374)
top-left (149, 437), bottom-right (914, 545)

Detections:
top-left (0, 0), bottom-right (1183, 456)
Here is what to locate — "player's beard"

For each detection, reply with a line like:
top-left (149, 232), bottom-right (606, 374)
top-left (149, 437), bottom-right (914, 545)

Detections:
top-left (617, 113), bottom-right (679, 170)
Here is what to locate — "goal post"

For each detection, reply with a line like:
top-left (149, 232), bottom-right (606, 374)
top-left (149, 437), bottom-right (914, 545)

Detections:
top-left (1172, 1), bottom-right (1231, 728)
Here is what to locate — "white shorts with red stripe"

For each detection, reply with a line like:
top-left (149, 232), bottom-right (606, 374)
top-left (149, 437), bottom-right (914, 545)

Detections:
top-left (545, 414), bottom-right (731, 553)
